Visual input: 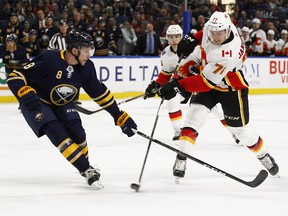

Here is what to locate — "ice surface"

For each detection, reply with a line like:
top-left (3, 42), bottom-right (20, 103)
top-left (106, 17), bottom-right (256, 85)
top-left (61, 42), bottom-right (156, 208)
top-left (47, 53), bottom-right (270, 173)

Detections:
top-left (0, 94), bottom-right (288, 216)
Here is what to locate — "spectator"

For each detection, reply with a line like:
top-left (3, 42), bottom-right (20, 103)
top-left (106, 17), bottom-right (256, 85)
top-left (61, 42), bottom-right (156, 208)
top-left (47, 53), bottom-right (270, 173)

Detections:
top-left (24, 2), bottom-right (37, 27)
top-left (34, 9), bottom-right (46, 32)
top-left (137, 23), bottom-right (163, 56)
top-left (19, 20), bottom-right (32, 45)
top-left (14, 2), bottom-right (26, 24)
top-left (121, 0), bottom-right (133, 23)
top-left (91, 17), bottom-right (117, 56)
top-left (107, 17), bottom-right (122, 54)
top-left (0, 2), bottom-right (11, 21)
top-left (120, 21), bottom-right (137, 55)
top-left (50, 2), bottom-right (61, 24)
top-left (22, 29), bottom-right (41, 56)
top-left (71, 10), bottom-right (87, 31)
top-left (33, 0), bottom-right (46, 14)
top-left (191, 15), bottom-right (206, 31)
top-left (238, 11), bottom-right (250, 28)
top-left (39, 14), bottom-right (59, 41)
top-left (93, 3), bottom-right (102, 19)
top-left (0, 13), bottom-right (21, 44)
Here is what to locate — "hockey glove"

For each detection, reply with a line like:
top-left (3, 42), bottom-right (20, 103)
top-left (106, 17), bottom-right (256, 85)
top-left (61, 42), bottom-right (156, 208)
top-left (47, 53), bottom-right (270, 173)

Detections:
top-left (115, 111), bottom-right (137, 137)
top-left (158, 79), bottom-right (184, 100)
top-left (144, 80), bottom-right (160, 99)
top-left (251, 35), bottom-right (257, 44)
top-left (17, 86), bottom-right (41, 113)
top-left (177, 31), bottom-right (199, 59)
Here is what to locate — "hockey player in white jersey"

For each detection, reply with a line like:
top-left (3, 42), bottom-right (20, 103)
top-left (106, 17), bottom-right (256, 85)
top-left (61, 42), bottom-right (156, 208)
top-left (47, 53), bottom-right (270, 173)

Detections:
top-left (144, 24), bottom-right (190, 140)
top-left (144, 24), bottom-right (239, 142)
top-left (249, 18), bottom-right (266, 56)
top-left (158, 11), bottom-right (279, 180)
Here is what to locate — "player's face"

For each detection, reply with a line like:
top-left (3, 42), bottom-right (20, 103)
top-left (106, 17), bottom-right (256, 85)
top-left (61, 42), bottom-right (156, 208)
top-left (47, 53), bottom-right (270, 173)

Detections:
top-left (78, 46), bottom-right (94, 66)
top-left (210, 30), bottom-right (226, 45)
top-left (167, 34), bottom-right (182, 49)
top-left (6, 41), bottom-right (15, 50)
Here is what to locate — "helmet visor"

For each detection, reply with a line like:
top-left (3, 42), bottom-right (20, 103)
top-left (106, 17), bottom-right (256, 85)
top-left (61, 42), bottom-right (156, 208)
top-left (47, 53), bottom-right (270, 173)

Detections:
top-left (79, 45), bottom-right (95, 57)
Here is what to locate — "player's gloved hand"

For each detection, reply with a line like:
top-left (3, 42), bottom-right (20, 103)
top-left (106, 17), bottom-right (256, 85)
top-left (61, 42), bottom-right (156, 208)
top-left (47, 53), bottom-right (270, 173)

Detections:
top-left (177, 31), bottom-right (199, 59)
top-left (144, 80), bottom-right (160, 99)
top-left (115, 111), bottom-right (137, 137)
top-left (251, 35), bottom-right (257, 43)
top-left (158, 79), bottom-right (184, 100)
top-left (17, 86), bottom-right (41, 113)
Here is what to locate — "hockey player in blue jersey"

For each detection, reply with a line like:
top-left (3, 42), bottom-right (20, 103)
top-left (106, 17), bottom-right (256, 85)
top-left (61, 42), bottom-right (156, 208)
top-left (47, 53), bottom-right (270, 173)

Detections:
top-left (7, 29), bottom-right (137, 189)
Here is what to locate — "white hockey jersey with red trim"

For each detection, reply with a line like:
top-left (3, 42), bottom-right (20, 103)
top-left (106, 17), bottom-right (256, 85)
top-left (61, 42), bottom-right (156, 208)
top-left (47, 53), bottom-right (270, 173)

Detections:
top-left (178, 23), bottom-right (249, 92)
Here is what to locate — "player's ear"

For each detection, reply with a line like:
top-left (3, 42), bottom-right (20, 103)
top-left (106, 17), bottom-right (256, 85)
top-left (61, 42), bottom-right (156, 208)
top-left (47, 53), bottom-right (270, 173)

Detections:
top-left (71, 47), bottom-right (79, 56)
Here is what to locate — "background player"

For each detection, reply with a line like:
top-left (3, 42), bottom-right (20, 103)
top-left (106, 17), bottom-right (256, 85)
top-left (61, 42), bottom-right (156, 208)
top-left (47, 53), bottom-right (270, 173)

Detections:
top-left (0, 34), bottom-right (30, 76)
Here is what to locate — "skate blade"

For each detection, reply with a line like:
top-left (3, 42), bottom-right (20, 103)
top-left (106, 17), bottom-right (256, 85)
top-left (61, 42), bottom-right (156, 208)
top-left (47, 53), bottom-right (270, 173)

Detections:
top-left (272, 173), bottom-right (280, 178)
top-left (175, 177), bottom-right (181, 184)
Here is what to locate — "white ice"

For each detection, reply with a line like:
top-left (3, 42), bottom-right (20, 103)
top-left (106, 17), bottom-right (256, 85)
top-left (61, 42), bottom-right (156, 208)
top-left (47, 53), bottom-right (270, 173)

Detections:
top-left (0, 94), bottom-right (288, 216)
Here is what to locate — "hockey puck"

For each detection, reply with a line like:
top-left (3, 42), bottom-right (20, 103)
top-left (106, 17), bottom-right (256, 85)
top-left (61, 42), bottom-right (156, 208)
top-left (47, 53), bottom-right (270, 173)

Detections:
top-left (130, 183), bottom-right (140, 191)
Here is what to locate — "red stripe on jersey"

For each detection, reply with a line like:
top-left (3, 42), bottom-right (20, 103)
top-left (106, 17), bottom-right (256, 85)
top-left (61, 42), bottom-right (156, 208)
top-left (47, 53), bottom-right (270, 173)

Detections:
top-left (169, 110), bottom-right (182, 121)
top-left (226, 71), bottom-right (249, 90)
top-left (248, 137), bottom-right (263, 152)
top-left (178, 74), bottom-right (213, 92)
top-left (156, 71), bottom-right (172, 86)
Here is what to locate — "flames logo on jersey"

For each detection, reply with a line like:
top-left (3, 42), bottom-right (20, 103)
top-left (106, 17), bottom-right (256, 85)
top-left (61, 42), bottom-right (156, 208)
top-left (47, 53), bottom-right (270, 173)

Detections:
top-left (178, 60), bottom-right (198, 77)
top-left (50, 84), bottom-right (78, 106)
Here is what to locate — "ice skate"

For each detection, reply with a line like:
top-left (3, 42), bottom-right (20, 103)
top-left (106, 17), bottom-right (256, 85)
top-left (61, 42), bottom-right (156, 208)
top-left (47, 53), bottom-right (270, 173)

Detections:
top-left (81, 166), bottom-right (103, 189)
top-left (258, 153), bottom-right (279, 176)
top-left (172, 130), bottom-right (181, 141)
top-left (173, 157), bottom-right (187, 184)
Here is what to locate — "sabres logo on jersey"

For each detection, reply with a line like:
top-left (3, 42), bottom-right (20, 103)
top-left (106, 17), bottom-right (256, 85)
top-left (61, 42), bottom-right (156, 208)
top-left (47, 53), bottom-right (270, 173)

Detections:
top-left (51, 84), bottom-right (78, 106)
top-left (95, 37), bottom-right (104, 47)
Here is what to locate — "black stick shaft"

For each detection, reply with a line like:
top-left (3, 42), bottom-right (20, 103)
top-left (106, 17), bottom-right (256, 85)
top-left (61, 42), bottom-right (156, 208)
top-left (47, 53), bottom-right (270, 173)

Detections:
top-left (75, 94), bottom-right (145, 115)
top-left (133, 130), bottom-right (268, 188)
top-left (136, 98), bottom-right (164, 187)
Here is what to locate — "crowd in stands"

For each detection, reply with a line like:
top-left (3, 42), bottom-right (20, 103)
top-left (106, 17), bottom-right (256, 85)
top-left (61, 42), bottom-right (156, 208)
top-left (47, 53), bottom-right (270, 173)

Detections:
top-left (0, 0), bottom-right (288, 57)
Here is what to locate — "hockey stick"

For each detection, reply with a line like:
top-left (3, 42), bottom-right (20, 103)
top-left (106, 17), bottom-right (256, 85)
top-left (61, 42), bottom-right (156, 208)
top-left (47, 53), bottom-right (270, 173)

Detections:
top-left (132, 129), bottom-right (269, 188)
top-left (131, 98), bottom-right (164, 192)
top-left (131, 57), bottom-right (185, 191)
top-left (74, 93), bottom-right (145, 115)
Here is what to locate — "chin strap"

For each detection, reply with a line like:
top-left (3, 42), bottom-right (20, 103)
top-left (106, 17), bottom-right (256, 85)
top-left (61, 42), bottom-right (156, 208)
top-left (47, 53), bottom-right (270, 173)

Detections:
top-left (70, 47), bottom-right (81, 64)
top-left (72, 51), bottom-right (80, 64)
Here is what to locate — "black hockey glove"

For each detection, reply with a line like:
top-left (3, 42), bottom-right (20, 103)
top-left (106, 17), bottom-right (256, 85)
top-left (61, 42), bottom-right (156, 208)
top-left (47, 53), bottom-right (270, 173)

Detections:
top-left (158, 79), bottom-right (184, 100)
top-left (144, 80), bottom-right (160, 99)
top-left (251, 35), bottom-right (257, 43)
top-left (115, 111), bottom-right (137, 137)
top-left (17, 86), bottom-right (41, 113)
top-left (177, 31), bottom-right (199, 59)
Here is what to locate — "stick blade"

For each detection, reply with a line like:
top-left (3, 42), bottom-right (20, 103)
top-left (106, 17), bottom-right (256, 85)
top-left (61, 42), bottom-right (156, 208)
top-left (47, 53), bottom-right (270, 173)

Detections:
top-left (130, 183), bottom-right (141, 192)
top-left (246, 170), bottom-right (268, 188)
